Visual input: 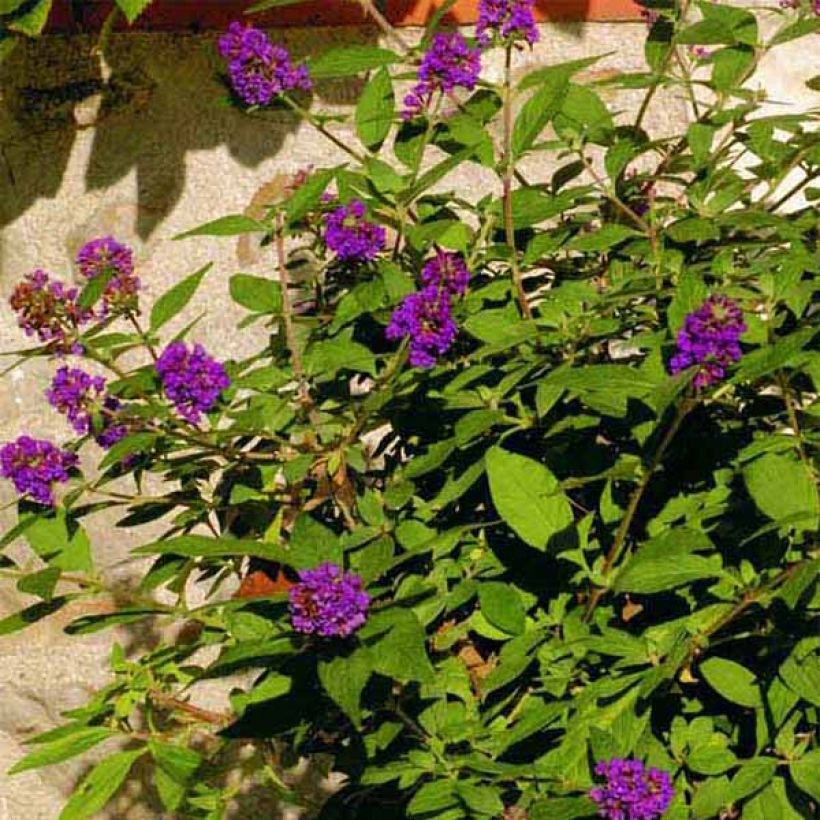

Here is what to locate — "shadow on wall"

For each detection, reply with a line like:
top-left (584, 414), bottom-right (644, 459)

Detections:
top-left (0, 26), bottom-right (373, 242)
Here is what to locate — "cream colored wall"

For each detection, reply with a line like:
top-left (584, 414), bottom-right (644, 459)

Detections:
top-left (0, 16), bottom-right (815, 818)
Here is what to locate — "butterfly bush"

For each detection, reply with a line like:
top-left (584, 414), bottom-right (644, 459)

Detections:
top-left (288, 562), bottom-right (370, 637)
top-left (218, 22), bottom-right (311, 106)
top-left (402, 31), bottom-right (482, 119)
top-left (2, 3), bottom-right (819, 819)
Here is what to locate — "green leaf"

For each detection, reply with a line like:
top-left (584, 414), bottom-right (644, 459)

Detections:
top-left (743, 453), bottom-right (819, 533)
top-left (370, 614), bottom-right (435, 684)
top-left (304, 331), bottom-right (376, 377)
top-left (456, 781), bottom-right (505, 816)
top-left (688, 122), bottom-right (716, 165)
top-left (530, 796), bottom-right (599, 820)
top-left (553, 84), bottom-right (614, 144)
top-left (310, 46), bottom-right (398, 79)
top-left (133, 534), bottom-right (280, 561)
top-left (114, 0), bottom-right (152, 24)
top-left (614, 552), bottom-right (722, 594)
top-left (149, 741), bottom-right (202, 812)
top-left (245, 0), bottom-right (313, 10)
top-left (59, 748), bottom-right (144, 820)
top-left (692, 775), bottom-right (732, 819)
top-left (289, 513), bottom-right (342, 568)
top-left (318, 648), bottom-right (372, 727)
top-left (0, 0), bottom-right (27, 13)
top-left (286, 167), bottom-right (336, 224)
top-left (16, 566), bottom-right (61, 602)
top-left (407, 779), bottom-right (459, 815)
top-left (77, 269), bottom-right (115, 311)
top-left (700, 656), bottom-right (763, 708)
top-left (0, 597), bottom-right (71, 636)
top-left (99, 432), bottom-right (158, 469)
top-left (730, 758), bottom-right (777, 803)
top-left (174, 214), bottom-right (266, 240)
top-left (512, 71), bottom-right (570, 157)
top-left (150, 264), bottom-right (211, 331)
top-left (355, 67), bottom-right (394, 149)
top-left (568, 224), bottom-right (641, 251)
top-left (478, 582), bottom-right (525, 636)
top-left (10, 727), bottom-right (116, 773)
top-left (486, 447), bottom-right (574, 551)
top-left (7, 0), bottom-right (52, 36)
top-left (64, 608), bottom-right (164, 635)
top-left (712, 45), bottom-right (755, 92)
top-left (229, 274), bottom-right (282, 314)
top-left (734, 326), bottom-right (815, 383)
top-left (790, 749), bottom-right (820, 802)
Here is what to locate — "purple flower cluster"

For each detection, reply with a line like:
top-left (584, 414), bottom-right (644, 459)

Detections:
top-left (323, 200), bottom-right (386, 262)
top-left (476, 0), bottom-right (539, 46)
top-left (420, 250), bottom-right (471, 296)
top-left (288, 562), bottom-right (369, 638)
top-left (589, 759), bottom-right (674, 820)
top-left (76, 237), bottom-right (139, 315)
top-left (9, 270), bottom-right (93, 352)
top-left (46, 367), bottom-right (106, 435)
top-left (156, 341), bottom-right (230, 424)
top-left (402, 32), bottom-right (482, 119)
top-left (219, 22), bottom-right (311, 107)
top-left (387, 250), bottom-right (471, 368)
top-left (0, 436), bottom-right (77, 506)
top-left (45, 367), bottom-right (128, 449)
top-left (669, 295), bottom-right (746, 389)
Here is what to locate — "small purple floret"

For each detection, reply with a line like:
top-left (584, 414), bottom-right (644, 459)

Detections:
top-left (156, 341), bottom-right (230, 424)
top-left (402, 32), bottom-right (482, 119)
top-left (76, 236), bottom-right (139, 315)
top-left (589, 758), bottom-right (674, 820)
top-left (218, 22), bottom-right (311, 107)
top-left (386, 285), bottom-right (459, 368)
top-left (288, 562), bottom-right (369, 637)
top-left (9, 270), bottom-right (93, 352)
top-left (420, 251), bottom-right (471, 297)
top-left (0, 436), bottom-right (77, 506)
top-left (669, 295), bottom-right (746, 389)
top-left (476, 0), bottom-right (539, 46)
top-left (323, 200), bottom-right (386, 262)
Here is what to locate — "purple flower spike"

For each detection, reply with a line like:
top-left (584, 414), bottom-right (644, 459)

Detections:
top-left (219, 22), bottom-right (311, 107)
top-left (477, 0), bottom-right (539, 46)
top-left (156, 341), bottom-right (230, 424)
top-left (402, 32), bottom-right (482, 119)
top-left (420, 251), bottom-right (471, 297)
top-left (288, 563), bottom-right (369, 637)
top-left (9, 270), bottom-right (94, 351)
top-left (0, 436), bottom-right (78, 506)
top-left (386, 285), bottom-right (458, 368)
top-left (323, 200), bottom-right (386, 263)
top-left (76, 236), bottom-right (139, 316)
top-left (589, 758), bottom-right (674, 820)
top-left (669, 295), bottom-right (746, 389)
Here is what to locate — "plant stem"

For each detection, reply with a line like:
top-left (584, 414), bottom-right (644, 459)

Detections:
top-left (283, 96), bottom-right (368, 165)
top-left (355, 0), bottom-right (410, 53)
top-left (501, 44), bottom-right (532, 321)
top-left (275, 213), bottom-right (320, 428)
top-left (584, 399), bottom-right (693, 621)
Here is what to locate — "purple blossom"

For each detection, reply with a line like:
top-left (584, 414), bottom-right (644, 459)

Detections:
top-left (589, 758), bottom-right (674, 820)
top-left (46, 367), bottom-right (106, 435)
top-left (689, 46), bottom-right (712, 60)
top-left (0, 436), bottom-right (77, 506)
top-left (218, 22), bottom-right (311, 107)
top-left (386, 285), bottom-right (458, 368)
top-left (476, 0), bottom-right (539, 46)
top-left (420, 251), bottom-right (471, 297)
top-left (641, 8), bottom-right (660, 26)
top-left (156, 341), bottom-right (230, 424)
top-left (288, 562), bottom-right (369, 637)
top-left (323, 200), bottom-right (386, 262)
top-left (45, 367), bottom-right (128, 449)
top-left (76, 237), bottom-right (139, 315)
top-left (9, 270), bottom-right (93, 352)
top-left (402, 32), bottom-right (482, 119)
top-left (669, 295), bottom-right (746, 389)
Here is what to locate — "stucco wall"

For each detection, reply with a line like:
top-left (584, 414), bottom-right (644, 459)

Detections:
top-left (0, 14), bottom-right (816, 818)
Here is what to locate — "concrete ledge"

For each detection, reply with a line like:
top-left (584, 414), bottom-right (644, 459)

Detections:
top-left (46, 0), bottom-right (644, 33)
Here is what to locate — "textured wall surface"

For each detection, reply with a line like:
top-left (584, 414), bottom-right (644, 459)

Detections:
top-left (0, 15), bottom-right (815, 818)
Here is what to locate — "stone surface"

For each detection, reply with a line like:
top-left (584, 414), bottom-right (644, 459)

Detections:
top-left (0, 12), bottom-right (816, 818)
